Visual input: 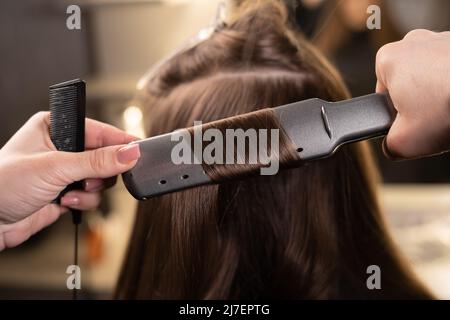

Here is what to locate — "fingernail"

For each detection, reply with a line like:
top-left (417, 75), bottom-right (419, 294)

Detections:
top-left (84, 179), bottom-right (104, 192)
top-left (128, 134), bottom-right (141, 142)
top-left (117, 144), bottom-right (141, 164)
top-left (61, 196), bottom-right (80, 206)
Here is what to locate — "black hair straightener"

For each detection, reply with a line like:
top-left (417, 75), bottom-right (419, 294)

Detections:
top-left (123, 92), bottom-right (395, 200)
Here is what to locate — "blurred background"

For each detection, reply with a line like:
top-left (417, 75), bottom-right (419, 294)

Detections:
top-left (0, 0), bottom-right (450, 299)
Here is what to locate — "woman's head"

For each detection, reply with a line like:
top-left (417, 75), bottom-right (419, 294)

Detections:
top-left (116, 0), bottom-right (430, 299)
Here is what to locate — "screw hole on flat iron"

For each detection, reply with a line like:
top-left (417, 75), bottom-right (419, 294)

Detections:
top-left (159, 179), bottom-right (167, 185)
top-left (297, 147), bottom-right (304, 152)
top-left (181, 174), bottom-right (189, 180)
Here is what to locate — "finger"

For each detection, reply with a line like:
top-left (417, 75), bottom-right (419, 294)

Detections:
top-left (382, 137), bottom-right (401, 161)
top-left (85, 118), bottom-right (139, 149)
top-left (375, 80), bottom-right (386, 93)
top-left (384, 115), bottom-right (405, 159)
top-left (375, 42), bottom-right (397, 94)
top-left (61, 190), bottom-right (101, 211)
top-left (84, 176), bottom-right (117, 192)
top-left (0, 204), bottom-right (67, 250)
top-left (53, 143), bottom-right (140, 183)
top-left (403, 29), bottom-right (435, 41)
top-left (385, 115), bottom-right (421, 160)
top-left (84, 178), bottom-right (104, 192)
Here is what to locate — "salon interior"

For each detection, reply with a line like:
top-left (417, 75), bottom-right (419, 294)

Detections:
top-left (1, 0), bottom-right (450, 300)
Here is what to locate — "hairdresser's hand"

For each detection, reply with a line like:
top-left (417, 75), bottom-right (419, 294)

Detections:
top-left (0, 112), bottom-right (141, 250)
top-left (376, 29), bottom-right (450, 160)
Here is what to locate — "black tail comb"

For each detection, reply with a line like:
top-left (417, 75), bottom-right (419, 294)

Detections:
top-left (49, 79), bottom-right (86, 224)
top-left (49, 79), bottom-right (86, 300)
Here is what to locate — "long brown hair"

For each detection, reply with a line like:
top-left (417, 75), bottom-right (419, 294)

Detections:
top-left (116, 0), bottom-right (431, 299)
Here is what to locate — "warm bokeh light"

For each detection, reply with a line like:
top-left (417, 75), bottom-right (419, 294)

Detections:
top-left (123, 105), bottom-right (145, 138)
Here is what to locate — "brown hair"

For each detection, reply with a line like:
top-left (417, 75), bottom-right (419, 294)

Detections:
top-left (186, 107), bottom-right (301, 182)
top-left (116, 0), bottom-right (431, 299)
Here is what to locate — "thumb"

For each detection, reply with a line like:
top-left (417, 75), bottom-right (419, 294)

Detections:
top-left (384, 114), bottom-right (423, 160)
top-left (55, 143), bottom-right (141, 183)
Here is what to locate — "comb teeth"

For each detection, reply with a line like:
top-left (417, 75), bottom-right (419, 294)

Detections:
top-left (49, 80), bottom-right (85, 152)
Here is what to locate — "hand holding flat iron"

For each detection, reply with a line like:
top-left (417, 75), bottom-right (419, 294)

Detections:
top-left (375, 29), bottom-right (450, 160)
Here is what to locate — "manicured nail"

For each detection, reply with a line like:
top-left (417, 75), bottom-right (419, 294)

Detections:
top-left (128, 134), bottom-right (141, 142)
top-left (84, 179), bottom-right (104, 192)
top-left (61, 196), bottom-right (80, 206)
top-left (117, 144), bottom-right (141, 164)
